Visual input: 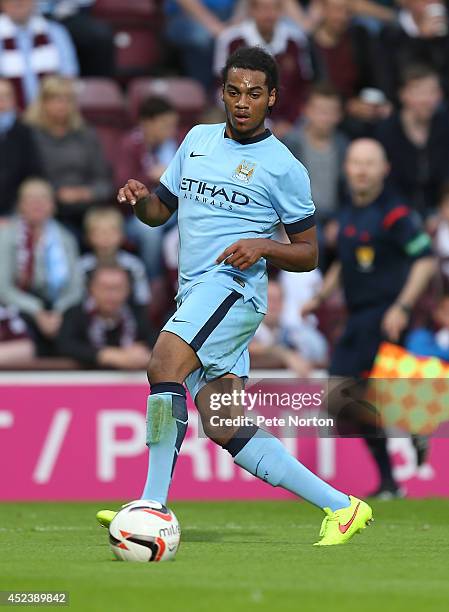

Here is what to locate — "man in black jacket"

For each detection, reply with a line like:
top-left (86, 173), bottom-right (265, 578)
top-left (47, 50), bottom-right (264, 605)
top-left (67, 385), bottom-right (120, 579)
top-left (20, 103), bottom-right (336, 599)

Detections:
top-left (376, 64), bottom-right (449, 220)
top-left (0, 79), bottom-right (43, 217)
top-left (58, 264), bottom-right (156, 369)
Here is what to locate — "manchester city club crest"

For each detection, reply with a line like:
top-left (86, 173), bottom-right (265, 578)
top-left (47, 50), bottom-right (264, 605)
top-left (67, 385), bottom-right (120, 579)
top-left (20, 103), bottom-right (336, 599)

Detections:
top-left (233, 160), bottom-right (256, 182)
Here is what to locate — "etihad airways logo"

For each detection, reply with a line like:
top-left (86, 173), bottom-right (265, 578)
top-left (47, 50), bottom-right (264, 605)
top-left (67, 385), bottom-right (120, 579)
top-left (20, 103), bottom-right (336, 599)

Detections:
top-left (180, 177), bottom-right (250, 211)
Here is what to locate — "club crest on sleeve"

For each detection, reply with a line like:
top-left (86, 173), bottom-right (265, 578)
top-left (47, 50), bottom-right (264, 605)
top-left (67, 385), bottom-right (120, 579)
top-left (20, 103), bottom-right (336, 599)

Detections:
top-left (233, 160), bottom-right (256, 182)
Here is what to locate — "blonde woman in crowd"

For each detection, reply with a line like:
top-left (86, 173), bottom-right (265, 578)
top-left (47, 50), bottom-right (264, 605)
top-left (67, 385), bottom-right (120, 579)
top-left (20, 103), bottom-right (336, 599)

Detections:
top-left (25, 76), bottom-right (112, 235)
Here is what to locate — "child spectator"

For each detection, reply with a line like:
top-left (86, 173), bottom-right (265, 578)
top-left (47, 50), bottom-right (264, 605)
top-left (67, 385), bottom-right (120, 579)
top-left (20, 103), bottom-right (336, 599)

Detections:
top-left (80, 207), bottom-right (150, 308)
top-left (116, 97), bottom-right (179, 192)
top-left (58, 264), bottom-right (155, 369)
top-left (117, 96), bottom-right (179, 285)
top-left (0, 178), bottom-right (82, 355)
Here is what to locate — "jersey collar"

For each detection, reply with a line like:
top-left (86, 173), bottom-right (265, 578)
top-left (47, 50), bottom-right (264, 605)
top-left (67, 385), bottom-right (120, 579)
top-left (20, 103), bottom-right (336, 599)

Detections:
top-left (224, 128), bottom-right (272, 145)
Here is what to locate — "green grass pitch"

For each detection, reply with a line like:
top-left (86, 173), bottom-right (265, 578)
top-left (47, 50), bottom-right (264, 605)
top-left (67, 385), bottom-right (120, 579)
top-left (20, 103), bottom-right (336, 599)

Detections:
top-left (1, 500), bottom-right (448, 612)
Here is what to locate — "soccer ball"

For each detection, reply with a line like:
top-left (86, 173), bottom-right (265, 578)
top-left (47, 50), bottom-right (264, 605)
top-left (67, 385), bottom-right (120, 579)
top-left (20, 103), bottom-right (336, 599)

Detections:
top-left (109, 500), bottom-right (181, 562)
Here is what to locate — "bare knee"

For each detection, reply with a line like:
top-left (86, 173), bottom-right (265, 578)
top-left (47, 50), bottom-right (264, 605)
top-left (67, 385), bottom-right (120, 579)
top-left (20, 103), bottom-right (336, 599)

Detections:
top-left (147, 331), bottom-right (200, 385)
top-left (196, 374), bottom-right (245, 446)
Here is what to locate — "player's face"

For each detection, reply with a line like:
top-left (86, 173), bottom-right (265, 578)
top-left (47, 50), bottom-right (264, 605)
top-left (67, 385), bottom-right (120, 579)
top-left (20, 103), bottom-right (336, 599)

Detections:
top-left (223, 67), bottom-right (276, 139)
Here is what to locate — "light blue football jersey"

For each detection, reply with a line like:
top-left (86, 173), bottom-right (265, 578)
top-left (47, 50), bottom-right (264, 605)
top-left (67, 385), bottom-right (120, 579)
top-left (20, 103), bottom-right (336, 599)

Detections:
top-left (156, 123), bottom-right (315, 314)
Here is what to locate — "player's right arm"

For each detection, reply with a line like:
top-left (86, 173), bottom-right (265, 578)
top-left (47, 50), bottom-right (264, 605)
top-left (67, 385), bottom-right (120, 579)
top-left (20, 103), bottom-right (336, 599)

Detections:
top-left (118, 179), bottom-right (173, 227)
top-left (301, 261), bottom-right (342, 316)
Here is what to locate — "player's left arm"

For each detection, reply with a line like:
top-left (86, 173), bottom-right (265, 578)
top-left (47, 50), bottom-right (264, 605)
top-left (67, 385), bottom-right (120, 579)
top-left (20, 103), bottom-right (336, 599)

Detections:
top-left (215, 227), bottom-right (317, 272)
top-left (381, 207), bottom-right (437, 341)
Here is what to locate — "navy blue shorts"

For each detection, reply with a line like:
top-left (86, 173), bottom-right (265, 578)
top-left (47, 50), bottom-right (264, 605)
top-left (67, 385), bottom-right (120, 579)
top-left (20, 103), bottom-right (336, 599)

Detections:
top-left (329, 304), bottom-right (390, 377)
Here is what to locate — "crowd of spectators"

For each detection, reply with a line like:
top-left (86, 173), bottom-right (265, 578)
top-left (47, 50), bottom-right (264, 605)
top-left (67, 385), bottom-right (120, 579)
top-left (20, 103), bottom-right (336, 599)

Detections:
top-left (1, 0), bottom-right (449, 372)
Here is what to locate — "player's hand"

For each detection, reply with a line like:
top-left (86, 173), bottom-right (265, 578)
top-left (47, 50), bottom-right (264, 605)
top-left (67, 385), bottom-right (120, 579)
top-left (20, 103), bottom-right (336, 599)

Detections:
top-left (381, 304), bottom-right (409, 342)
top-left (216, 238), bottom-right (268, 271)
top-left (117, 179), bottom-right (150, 206)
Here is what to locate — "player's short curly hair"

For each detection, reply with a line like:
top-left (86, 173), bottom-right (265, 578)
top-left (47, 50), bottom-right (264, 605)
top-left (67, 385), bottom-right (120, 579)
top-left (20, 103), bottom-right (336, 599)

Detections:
top-left (221, 46), bottom-right (279, 94)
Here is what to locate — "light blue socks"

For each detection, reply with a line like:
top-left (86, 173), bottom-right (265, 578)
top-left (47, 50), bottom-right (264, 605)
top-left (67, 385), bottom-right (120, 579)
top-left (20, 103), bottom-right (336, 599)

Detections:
top-left (140, 382), bottom-right (188, 504)
top-left (229, 427), bottom-right (350, 511)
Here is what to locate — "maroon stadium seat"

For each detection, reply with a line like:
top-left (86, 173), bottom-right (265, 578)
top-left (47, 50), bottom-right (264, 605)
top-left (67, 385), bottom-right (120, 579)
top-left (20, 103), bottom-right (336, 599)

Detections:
top-left (75, 78), bottom-right (127, 127)
top-left (114, 27), bottom-right (162, 79)
top-left (127, 77), bottom-right (207, 127)
top-left (93, 0), bottom-right (157, 23)
top-left (93, 125), bottom-right (127, 180)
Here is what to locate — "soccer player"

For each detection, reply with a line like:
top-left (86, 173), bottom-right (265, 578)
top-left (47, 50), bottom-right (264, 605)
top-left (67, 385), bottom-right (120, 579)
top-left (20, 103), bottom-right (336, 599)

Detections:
top-left (97, 47), bottom-right (373, 545)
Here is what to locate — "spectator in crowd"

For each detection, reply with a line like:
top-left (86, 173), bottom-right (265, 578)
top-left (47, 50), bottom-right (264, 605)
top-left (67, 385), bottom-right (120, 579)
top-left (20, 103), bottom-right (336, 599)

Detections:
top-left (282, 83), bottom-right (347, 248)
top-left (116, 97), bottom-right (179, 191)
top-left (0, 303), bottom-right (35, 364)
top-left (58, 264), bottom-right (155, 369)
top-left (376, 64), bottom-right (449, 220)
top-left (117, 97), bottom-right (179, 286)
top-left (165, 0), bottom-right (238, 90)
top-left (406, 292), bottom-right (449, 360)
top-left (80, 207), bottom-right (151, 308)
top-left (38, 0), bottom-right (115, 77)
top-left (0, 178), bottom-right (83, 355)
top-left (302, 138), bottom-right (435, 497)
top-left (434, 185), bottom-right (449, 286)
top-left (214, 0), bottom-right (312, 133)
top-left (0, 0), bottom-right (79, 109)
top-left (379, 0), bottom-right (449, 101)
top-left (250, 279), bottom-right (323, 375)
top-left (25, 76), bottom-right (112, 234)
top-left (0, 78), bottom-right (43, 217)
top-left (309, 0), bottom-right (389, 130)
